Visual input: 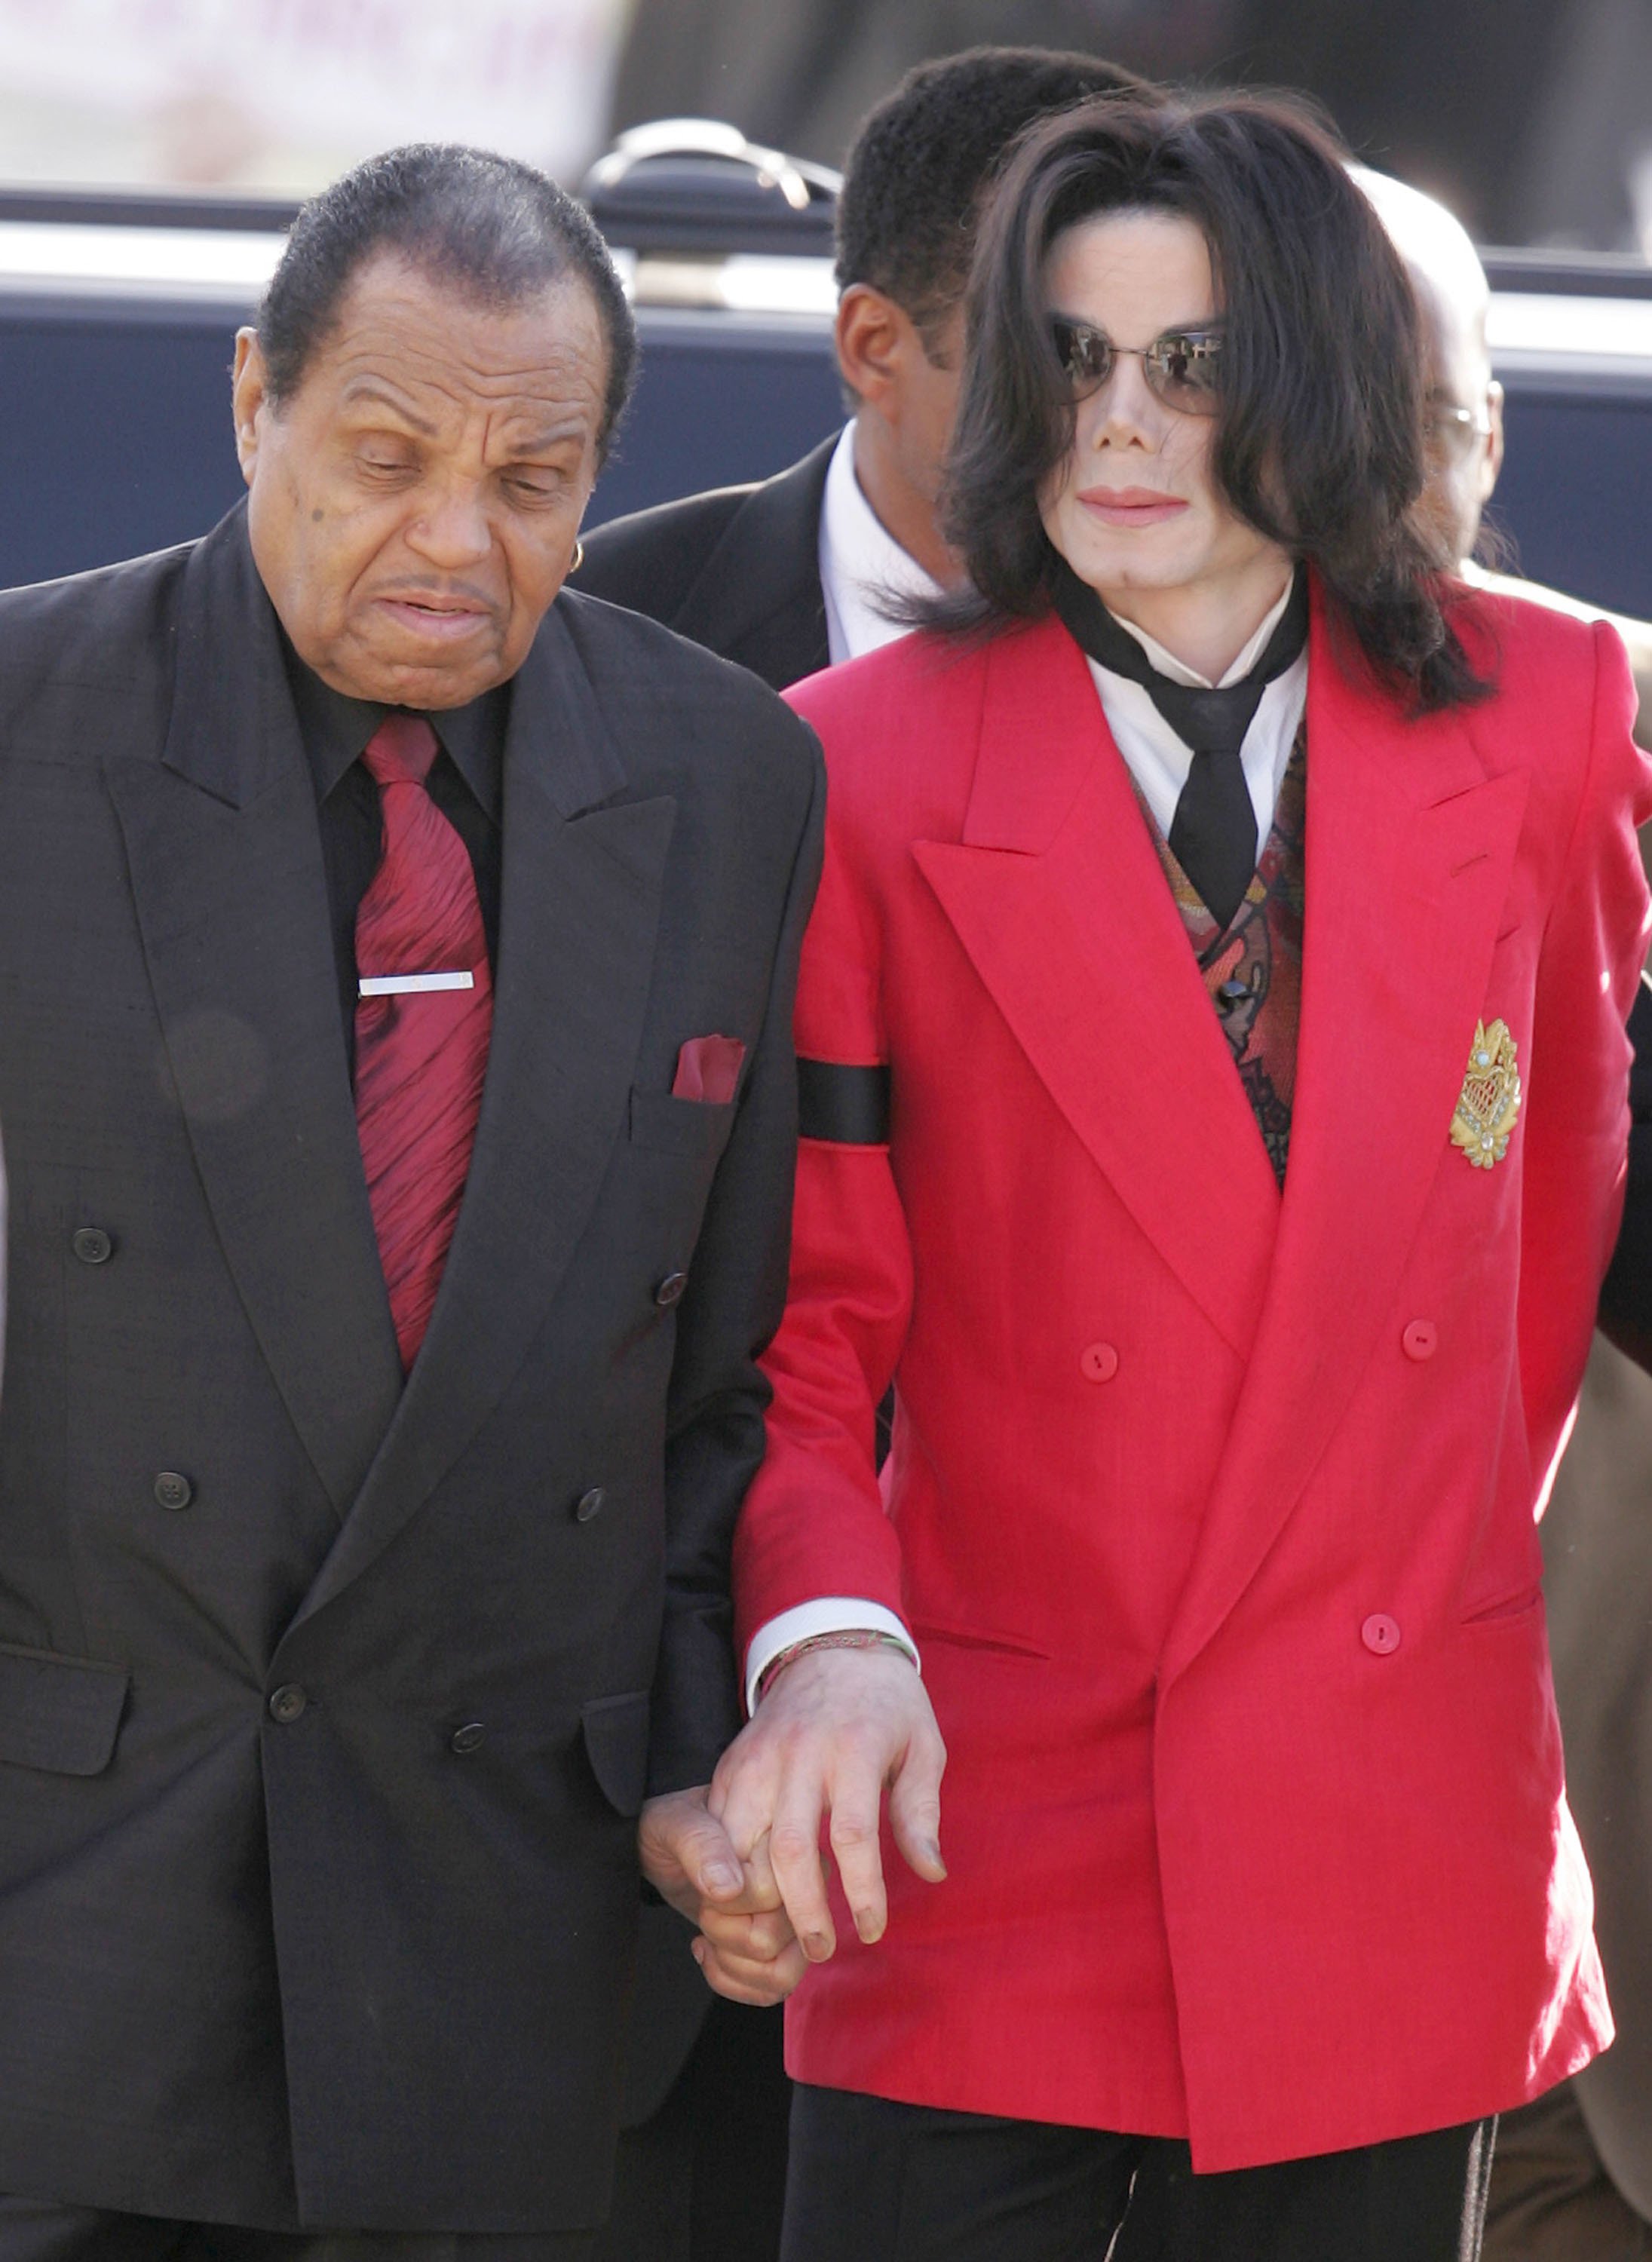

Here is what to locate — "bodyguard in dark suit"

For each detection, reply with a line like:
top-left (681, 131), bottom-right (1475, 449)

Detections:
top-left (578, 50), bottom-right (1148, 696)
top-left (578, 50), bottom-right (1148, 2262)
top-left (0, 146), bottom-right (819, 2259)
top-left (579, 437), bottom-right (835, 697)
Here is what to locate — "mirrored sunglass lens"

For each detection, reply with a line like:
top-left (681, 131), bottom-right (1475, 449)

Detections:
top-left (1053, 320), bottom-right (1111, 390)
top-left (1148, 335), bottom-right (1221, 403)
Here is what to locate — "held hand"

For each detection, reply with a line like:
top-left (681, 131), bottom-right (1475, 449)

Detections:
top-left (707, 1647), bottom-right (947, 1966)
top-left (638, 1786), bottom-right (808, 2006)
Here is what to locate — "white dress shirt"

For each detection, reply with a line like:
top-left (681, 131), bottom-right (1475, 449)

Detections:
top-left (748, 486), bottom-right (1306, 1707)
top-left (817, 422), bottom-right (943, 664)
top-left (1087, 575), bottom-right (1308, 856)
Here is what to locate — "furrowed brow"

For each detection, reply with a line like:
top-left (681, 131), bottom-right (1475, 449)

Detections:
top-left (340, 383), bottom-right (440, 436)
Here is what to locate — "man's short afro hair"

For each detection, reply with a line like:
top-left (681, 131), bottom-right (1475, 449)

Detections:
top-left (835, 46), bottom-right (1153, 344)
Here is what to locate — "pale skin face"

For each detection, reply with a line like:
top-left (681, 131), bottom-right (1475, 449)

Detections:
top-left (233, 253), bottom-right (608, 709)
top-left (1037, 210), bottom-right (1294, 683)
top-left (835, 285), bottom-right (966, 589)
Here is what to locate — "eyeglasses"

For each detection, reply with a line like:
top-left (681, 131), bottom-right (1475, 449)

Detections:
top-left (1425, 402), bottom-right (1494, 466)
top-left (1049, 316), bottom-right (1224, 413)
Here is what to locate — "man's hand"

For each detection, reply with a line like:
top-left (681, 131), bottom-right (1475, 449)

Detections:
top-left (639, 1786), bottom-right (808, 2006)
top-left (707, 1647), bottom-right (946, 1966)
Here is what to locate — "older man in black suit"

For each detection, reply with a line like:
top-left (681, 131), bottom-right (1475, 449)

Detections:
top-left (0, 144), bottom-right (819, 2262)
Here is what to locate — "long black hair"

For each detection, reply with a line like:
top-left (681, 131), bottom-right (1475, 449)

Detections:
top-left (933, 93), bottom-right (1490, 711)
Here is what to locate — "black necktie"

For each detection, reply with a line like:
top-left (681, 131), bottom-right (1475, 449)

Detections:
top-left (1053, 563), bottom-right (1309, 931)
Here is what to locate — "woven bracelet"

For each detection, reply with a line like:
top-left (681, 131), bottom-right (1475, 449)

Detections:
top-left (755, 1628), bottom-right (912, 1703)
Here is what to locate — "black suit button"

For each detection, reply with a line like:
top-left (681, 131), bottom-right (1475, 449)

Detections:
top-left (268, 1684), bottom-right (308, 1724)
top-left (654, 1270), bottom-right (689, 1308)
top-left (574, 1486), bottom-right (607, 1525)
top-left (153, 1471), bottom-right (194, 1512)
top-left (450, 1721), bottom-right (487, 1755)
top-left (72, 1228), bottom-right (113, 1265)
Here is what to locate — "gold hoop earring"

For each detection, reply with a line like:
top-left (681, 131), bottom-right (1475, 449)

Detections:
top-left (571, 538), bottom-right (585, 573)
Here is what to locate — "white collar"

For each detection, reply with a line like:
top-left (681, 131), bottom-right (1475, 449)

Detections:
top-left (1109, 574), bottom-right (1298, 689)
top-left (1083, 585), bottom-right (1309, 855)
top-left (817, 422), bottom-right (943, 664)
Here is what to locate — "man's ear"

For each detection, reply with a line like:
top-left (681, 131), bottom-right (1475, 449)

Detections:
top-left (231, 329), bottom-right (268, 486)
top-left (835, 285), bottom-right (916, 415)
top-left (1482, 377), bottom-right (1506, 504)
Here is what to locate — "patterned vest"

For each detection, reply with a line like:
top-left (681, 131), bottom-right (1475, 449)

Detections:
top-left (1135, 722), bottom-right (1307, 1186)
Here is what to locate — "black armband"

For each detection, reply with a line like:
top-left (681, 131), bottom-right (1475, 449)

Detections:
top-left (798, 1057), bottom-right (890, 1145)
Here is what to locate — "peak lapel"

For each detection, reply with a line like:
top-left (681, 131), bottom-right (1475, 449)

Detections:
top-left (293, 607), bottom-right (676, 1623)
top-left (1160, 599), bottom-right (1531, 1685)
top-left (104, 509), bottom-right (403, 1517)
top-left (914, 618), bottom-right (1281, 1363)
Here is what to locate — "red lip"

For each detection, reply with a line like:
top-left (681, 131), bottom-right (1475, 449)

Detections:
top-left (1076, 487), bottom-right (1190, 525)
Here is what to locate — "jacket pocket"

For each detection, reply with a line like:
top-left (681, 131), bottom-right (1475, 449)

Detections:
top-left (581, 1689), bottom-right (651, 1816)
top-left (0, 1641), bottom-right (128, 1775)
top-left (1460, 1586), bottom-right (1544, 1630)
top-left (909, 1617), bottom-right (1052, 1662)
top-left (628, 1087), bottom-right (737, 1160)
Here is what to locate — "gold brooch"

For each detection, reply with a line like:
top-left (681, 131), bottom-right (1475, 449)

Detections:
top-left (1451, 1019), bottom-right (1521, 1168)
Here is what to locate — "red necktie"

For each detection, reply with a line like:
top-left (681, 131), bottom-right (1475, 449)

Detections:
top-left (353, 713), bottom-right (494, 1370)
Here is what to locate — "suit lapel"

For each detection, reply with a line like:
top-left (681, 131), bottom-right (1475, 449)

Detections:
top-left (293, 607), bottom-right (676, 1621)
top-left (1160, 597), bottom-right (1531, 1684)
top-left (105, 508), bottom-right (403, 1518)
top-left (672, 434), bottom-right (834, 687)
top-left (915, 618), bottom-right (1282, 1362)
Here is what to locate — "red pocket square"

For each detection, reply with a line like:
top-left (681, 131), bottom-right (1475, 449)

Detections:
top-left (672, 1034), bottom-right (746, 1105)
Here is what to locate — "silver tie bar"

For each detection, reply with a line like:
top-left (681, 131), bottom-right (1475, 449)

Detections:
top-left (358, 971), bottom-right (476, 998)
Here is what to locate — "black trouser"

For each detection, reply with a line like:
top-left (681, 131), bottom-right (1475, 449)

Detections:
top-left (597, 2000), bottom-right (791, 2262)
top-left (781, 2084), bottom-right (1495, 2262)
top-left (0, 2200), bottom-right (596, 2262)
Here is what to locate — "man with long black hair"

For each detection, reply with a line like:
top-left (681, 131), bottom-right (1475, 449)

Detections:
top-left (679, 93), bottom-right (1652, 2259)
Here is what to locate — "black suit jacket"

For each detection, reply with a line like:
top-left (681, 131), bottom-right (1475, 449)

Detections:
top-left (1600, 976), bottom-right (1652, 1362)
top-left (0, 506), bottom-right (823, 2233)
top-left (577, 434), bottom-right (835, 694)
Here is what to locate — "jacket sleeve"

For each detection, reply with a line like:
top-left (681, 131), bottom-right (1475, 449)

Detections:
top-left (1521, 621), bottom-right (1652, 1486)
top-left (732, 773), bottom-right (917, 1673)
top-left (646, 737), bottom-right (826, 1796)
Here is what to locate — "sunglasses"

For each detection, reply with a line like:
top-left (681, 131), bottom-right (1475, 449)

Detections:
top-left (1049, 316), bottom-right (1224, 413)
top-left (1425, 402), bottom-right (1494, 467)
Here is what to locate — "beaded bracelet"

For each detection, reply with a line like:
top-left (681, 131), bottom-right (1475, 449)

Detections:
top-left (754, 1627), bottom-right (914, 1703)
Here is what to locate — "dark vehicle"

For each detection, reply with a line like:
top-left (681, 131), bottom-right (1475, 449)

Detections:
top-left (1, 126), bottom-right (1650, 616)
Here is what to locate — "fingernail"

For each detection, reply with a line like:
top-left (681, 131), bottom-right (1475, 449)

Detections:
top-left (704, 1859), bottom-right (743, 1893)
top-left (925, 1840), bottom-right (946, 1875)
top-left (803, 1931), bottom-right (832, 1961)
top-left (690, 1938), bottom-right (706, 1966)
top-left (854, 1908), bottom-right (883, 1944)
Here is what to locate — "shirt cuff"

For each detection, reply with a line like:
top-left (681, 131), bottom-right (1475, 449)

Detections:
top-left (744, 1598), bottom-right (920, 1715)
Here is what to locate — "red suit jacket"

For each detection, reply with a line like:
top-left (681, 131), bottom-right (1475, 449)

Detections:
top-left (734, 585), bottom-right (1652, 2171)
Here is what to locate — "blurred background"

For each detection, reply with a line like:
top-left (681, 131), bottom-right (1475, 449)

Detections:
top-left (3, 0), bottom-right (1651, 613)
top-left (0, 0), bottom-right (1649, 253)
